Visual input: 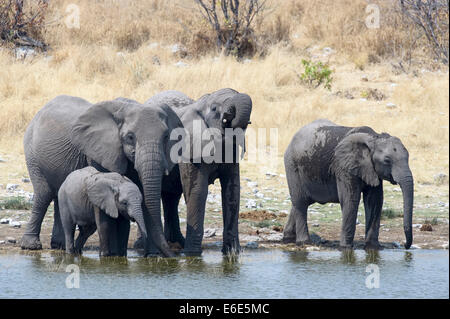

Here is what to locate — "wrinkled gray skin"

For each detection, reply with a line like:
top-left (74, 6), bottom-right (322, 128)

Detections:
top-left (144, 89), bottom-right (252, 256)
top-left (58, 167), bottom-right (147, 256)
top-left (21, 96), bottom-right (182, 257)
top-left (283, 119), bottom-right (414, 250)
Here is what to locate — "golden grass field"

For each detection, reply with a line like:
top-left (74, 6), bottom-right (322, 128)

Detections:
top-left (0, 0), bottom-right (448, 189)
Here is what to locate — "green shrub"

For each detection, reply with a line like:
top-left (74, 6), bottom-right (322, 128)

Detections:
top-left (299, 59), bottom-right (333, 90)
top-left (0, 196), bottom-right (32, 210)
top-left (381, 209), bottom-right (403, 220)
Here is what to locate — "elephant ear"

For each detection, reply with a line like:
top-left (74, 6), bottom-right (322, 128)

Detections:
top-left (71, 101), bottom-right (128, 174)
top-left (331, 133), bottom-right (380, 187)
top-left (157, 103), bottom-right (185, 170)
top-left (86, 174), bottom-right (119, 219)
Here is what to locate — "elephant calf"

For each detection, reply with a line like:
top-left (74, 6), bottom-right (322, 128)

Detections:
top-left (283, 120), bottom-right (414, 250)
top-left (58, 167), bottom-right (147, 256)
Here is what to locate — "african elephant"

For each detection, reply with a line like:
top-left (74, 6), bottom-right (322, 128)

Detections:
top-left (144, 88), bottom-right (253, 256)
top-left (20, 95), bottom-right (182, 257)
top-left (58, 167), bottom-right (147, 256)
top-left (283, 119), bottom-right (414, 250)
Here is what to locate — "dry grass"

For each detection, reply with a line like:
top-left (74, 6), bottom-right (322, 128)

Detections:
top-left (0, 0), bottom-right (448, 187)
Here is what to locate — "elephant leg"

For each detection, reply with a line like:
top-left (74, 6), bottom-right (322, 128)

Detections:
top-left (219, 163), bottom-right (241, 255)
top-left (74, 224), bottom-right (97, 254)
top-left (50, 197), bottom-right (66, 250)
top-left (117, 216), bottom-right (130, 257)
top-left (363, 184), bottom-right (383, 250)
top-left (180, 163), bottom-right (209, 256)
top-left (337, 179), bottom-right (362, 249)
top-left (94, 208), bottom-right (119, 257)
top-left (162, 191), bottom-right (185, 248)
top-left (64, 223), bottom-right (76, 255)
top-left (283, 168), bottom-right (311, 244)
top-left (21, 176), bottom-right (53, 250)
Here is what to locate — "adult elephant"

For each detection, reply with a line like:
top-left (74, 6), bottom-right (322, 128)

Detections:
top-left (144, 89), bottom-right (252, 256)
top-left (283, 119), bottom-right (414, 250)
top-left (20, 95), bottom-right (182, 257)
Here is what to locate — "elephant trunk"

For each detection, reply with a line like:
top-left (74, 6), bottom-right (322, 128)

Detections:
top-left (136, 146), bottom-right (174, 257)
top-left (393, 167), bottom-right (414, 249)
top-left (230, 93), bottom-right (252, 130)
top-left (129, 207), bottom-right (148, 244)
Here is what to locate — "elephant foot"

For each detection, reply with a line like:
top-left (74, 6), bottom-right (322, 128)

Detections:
top-left (50, 238), bottom-right (66, 250)
top-left (222, 245), bottom-right (241, 256)
top-left (20, 234), bottom-right (42, 250)
top-left (182, 249), bottom-right (202, 257)
top-left (295, 235), bottom-right (311, 246)
top-left (133, 237), bottom-right (146, 250)
top-left (282, 236), bottom-right (295, 244)
top-left (364, 241), bottom-right (383, 251)
top-left (338, 243), bottom-right (354, 251)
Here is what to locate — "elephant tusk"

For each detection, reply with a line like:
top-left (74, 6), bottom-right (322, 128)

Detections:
top-left (164, 169), bottom-right (169, 176)
top-left (223, 119), bottom-right (227, 123)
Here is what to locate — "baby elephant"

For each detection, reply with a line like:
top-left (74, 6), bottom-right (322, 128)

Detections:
top-left (58, 167), bottom-right (147, 256)
top-left (283, 119), bottom-right (414, 250)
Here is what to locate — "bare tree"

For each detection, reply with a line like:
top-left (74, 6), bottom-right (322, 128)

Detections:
top-left (399, 0), bottom-right (449, 64)
top-left (0, 0), bottom-right (48, 48)
top-left (194, 0), bottom-right (267, 57)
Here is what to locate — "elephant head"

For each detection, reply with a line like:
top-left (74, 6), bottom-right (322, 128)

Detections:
top-left (70, 99), bottom-right (183, 257)
top-left (85, 173), bottom-right (148, 243)
top-left (332, 131), bottom-right (414, 249)
top-left (164, 88), bottom-right (253, 163)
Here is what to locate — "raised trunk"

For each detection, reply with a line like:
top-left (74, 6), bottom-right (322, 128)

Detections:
top-left (137, 158), bottom-right (174, 257)
top-left (230, 94), bottom-right (252, 130)
top-left (394, 168), bottom-right (414, 249)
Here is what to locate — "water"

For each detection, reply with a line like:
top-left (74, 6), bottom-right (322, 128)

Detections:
top-left (0, 249), bottom-right (448, 298)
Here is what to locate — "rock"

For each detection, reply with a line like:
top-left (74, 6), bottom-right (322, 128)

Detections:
top-left (306, 246), bottom-right (320, 251)
top-left (413, 224), bottom-right (422, 228)
top-left (21, 178), bottom-right (30, 183)
top-left (203, 228), bottom-right (216, 238)
top-left (0, 240), bottom-right (5, 244)
top-left (0, 218), bottom-right (11, 224)
top-left (410, 244), bottom-right (421, 249)
top-left (272, 225), bottom-right (283, 232)
top-left (247, 181), bottom-right (258, 188)
top-left (10, 221), bottom-right (21, 228)
top-left (245, 241), bottom-right (258, 249)
top-left (6, 184), bottom-right (19, 192)
top-left (15, 46), bottom-right (36, 60)
top-left (245, 199), bottom-right (258, 209)
top-left (241, 235), bottom-right (261, 242)
top-left (6, 237), bottom-right (16, 244)
top-left (433, 173), bottom-right (448, 185)
top-left (386, 102), bottom-right (397, 109)
top-left (0, 157), bottom-right (6, 163)
top-left (265, 171), bottom-right (277, 177)
top-left (174, 61), bottom-right (188, 68)
top-left (361, 75), bottom-right (369, 82)
top-left (265, 233), bottom-right (283, 241)
top-left (312, 223), bottom-right (320, 227)
top-left (442, 242), bottom-right (449, 249)
top-left (420, 224), bottom-right (432, 231)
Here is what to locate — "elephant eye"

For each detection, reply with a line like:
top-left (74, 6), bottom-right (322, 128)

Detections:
top-left (125, 133), bottom-right (135, 144)
top-left (121, 200), bottom-right (128, 206)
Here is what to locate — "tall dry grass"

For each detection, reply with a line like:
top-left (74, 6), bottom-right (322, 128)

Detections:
top-left (0, 0), bottom-right (448, 186)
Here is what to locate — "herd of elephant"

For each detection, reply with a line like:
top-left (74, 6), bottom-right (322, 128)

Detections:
top-left (19, 88), bottom-right (414, 258)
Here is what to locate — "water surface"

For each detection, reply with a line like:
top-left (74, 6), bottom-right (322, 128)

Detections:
top-left (0, 249), bottom-right (448, 298)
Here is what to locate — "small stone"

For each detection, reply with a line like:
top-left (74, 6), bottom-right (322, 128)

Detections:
top-left (312, 223), bottom-right (320, 227)
top-left (442, 242), bottom-right (449, 249)
top-left (245, 241), bottom-right (258, 249)
top-left (392, 241), bottom-right (402, 248)
top-left (6, 237), bottom-right (16, 244)
top-left (265, 233), bottom-right (283, 241)
top-left (6, 184), bottom-right (19, 192)
top-left (361, 75), bottom-right (369, 82)
top-left (265, 172), bottom-right (277, 177)
top-left (10, 221), bottom-right (21, 228)
top-left (174, 61), bottom-right (188, 68)
top-left (386, 102), bottom-right (397, 109)
top-left (413, 224), bottom-right (422, 228)
top-left (0, 240), bottom-right (5, 244)
top-left (410, 244), bottom-right (421, 249)
top-left (203, 228), bottom-right (216, 238)
top-left (0, 218), bottom-right (11, 224)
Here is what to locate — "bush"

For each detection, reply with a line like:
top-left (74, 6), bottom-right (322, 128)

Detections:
top-left (0, 0), bottom-right (48, 48)
top-left (299, 59), bottom-right (333, 90)
top-left (0, 196), bottom-right (32, 210)
top-left (381, 209), bottom-right (403, 220)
